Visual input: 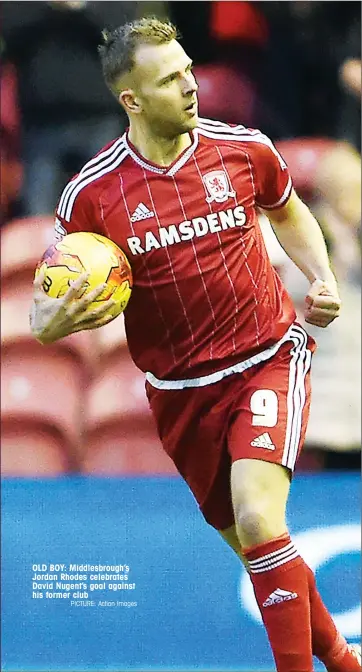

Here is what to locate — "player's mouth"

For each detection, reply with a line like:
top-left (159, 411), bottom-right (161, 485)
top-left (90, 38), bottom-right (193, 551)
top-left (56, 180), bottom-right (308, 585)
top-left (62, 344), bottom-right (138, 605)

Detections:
top-left (184, 101), bottom-right (198, 115)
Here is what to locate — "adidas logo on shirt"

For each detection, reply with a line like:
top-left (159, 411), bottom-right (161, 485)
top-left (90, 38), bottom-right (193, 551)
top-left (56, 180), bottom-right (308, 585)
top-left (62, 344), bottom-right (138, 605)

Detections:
top-left (263, 588), bottom-right (298, 608)
top-left (130, 202), bottom-right (155, 223)
top-left (250, 432), bottom-right (275, 450)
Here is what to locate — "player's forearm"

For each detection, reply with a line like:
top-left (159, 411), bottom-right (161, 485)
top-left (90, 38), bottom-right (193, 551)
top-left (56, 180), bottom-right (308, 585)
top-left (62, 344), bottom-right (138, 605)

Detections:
top-left (267, 191), bottom-right (336, 287)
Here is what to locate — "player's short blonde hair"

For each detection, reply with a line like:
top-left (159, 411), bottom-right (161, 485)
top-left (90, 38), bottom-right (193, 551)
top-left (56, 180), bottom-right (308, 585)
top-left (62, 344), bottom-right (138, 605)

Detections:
top-left (98, 17), bottom-right (179, 96)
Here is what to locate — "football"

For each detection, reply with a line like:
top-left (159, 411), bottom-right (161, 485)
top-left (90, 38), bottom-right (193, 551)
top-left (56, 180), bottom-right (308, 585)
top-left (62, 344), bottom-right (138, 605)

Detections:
top-left (35, 232), bottom-right (133, 319)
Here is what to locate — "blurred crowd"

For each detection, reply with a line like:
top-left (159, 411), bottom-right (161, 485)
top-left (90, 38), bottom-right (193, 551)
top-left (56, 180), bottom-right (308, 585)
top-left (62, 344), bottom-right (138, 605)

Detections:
top-left (2, 1), bottom-right (361, 220)
top-left (1, 1), bottom-right (361, 476)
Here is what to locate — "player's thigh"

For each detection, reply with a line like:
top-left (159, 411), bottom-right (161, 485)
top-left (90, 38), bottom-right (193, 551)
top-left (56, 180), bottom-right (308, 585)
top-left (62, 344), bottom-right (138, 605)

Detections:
top-left (146, 380), bottom-right (236, 530)
top-left (226, 329), bottom-right (314, 542)
top-left (228, 328), bottom-right (314, 474)
top-left (230, 459), bottom-right (291, 546)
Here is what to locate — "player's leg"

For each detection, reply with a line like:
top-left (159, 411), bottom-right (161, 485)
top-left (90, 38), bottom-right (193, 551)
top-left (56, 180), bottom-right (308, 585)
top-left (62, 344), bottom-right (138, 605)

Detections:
top-left (230, 458), bottom-right (314, 672)
top-left (219, 524), bottom-right (249, 570)
top-left (227, 330), bottom-right (314, 671)
top-left (304, 564), bottom-right (361, 671)
top-left (219, 523), bottom-right (359, 671)
top-left (226, 327), bottom-right (360, 672)
top-left (146, 353), bottom-right (359, 671)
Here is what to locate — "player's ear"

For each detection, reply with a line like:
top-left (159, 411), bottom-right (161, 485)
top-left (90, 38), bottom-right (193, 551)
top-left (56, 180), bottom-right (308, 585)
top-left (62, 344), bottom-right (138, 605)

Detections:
top-left (119, 89), bottom-right (142, 115)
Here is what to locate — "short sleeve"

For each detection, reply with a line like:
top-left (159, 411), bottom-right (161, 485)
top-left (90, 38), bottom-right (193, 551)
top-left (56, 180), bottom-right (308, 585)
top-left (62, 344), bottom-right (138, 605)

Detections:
top-left (247, 135), bottom-right (293, 210)
top-left (53, 179), bottom-right (93, 242)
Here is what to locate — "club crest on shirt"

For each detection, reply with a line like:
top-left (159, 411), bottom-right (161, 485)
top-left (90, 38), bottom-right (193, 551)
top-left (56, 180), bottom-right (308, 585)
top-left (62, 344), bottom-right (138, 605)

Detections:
top-left (202, 170), bottom-right (236, 204)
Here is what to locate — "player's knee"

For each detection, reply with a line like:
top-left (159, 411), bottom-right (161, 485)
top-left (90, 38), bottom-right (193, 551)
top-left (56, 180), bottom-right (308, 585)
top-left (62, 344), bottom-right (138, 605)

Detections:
top-left (233, 488), bottom-right (288, 546)
top-left (234, 506), bottom-right (276, 546)
top-left (231, 459), bottom-right (290, 545)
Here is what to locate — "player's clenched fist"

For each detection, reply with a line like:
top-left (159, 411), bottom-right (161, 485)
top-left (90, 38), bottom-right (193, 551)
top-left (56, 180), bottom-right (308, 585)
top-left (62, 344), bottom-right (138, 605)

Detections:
top-left (304, 278), bottom-right (341, 328)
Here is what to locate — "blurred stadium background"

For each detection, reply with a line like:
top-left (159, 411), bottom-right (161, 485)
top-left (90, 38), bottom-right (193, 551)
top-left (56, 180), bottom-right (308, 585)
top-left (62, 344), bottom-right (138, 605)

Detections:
top-left (1, 2), bottom-right (361, 671)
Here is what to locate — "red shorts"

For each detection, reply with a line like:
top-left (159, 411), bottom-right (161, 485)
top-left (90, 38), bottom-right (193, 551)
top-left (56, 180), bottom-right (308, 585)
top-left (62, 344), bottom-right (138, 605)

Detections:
top-left (146, 324), bottom-right (316, 531)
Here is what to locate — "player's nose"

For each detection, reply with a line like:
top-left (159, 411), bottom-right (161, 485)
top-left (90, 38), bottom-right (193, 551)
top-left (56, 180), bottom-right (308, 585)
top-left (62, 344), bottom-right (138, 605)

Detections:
top-left (182, 74), bottom-right (198, 96)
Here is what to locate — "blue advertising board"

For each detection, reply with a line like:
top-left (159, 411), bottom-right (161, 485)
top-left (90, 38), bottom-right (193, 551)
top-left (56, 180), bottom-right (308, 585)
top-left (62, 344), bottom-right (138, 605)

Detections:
top-left (1, 473), bottom-right (360, 671)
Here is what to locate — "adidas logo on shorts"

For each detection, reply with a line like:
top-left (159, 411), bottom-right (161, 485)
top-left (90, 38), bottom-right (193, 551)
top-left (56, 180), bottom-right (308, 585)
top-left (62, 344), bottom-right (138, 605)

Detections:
top-left (130, 202), bottom-right (155, 223)
top-left (250, 432), bottom-right (275, 450)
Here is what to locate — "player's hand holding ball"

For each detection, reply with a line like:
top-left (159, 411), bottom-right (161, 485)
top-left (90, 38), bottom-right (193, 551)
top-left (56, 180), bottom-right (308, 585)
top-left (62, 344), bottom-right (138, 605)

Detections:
top-left (304, 277), bottom-right (341, 328)
top-left (31, 232), bottom-right (132, 344)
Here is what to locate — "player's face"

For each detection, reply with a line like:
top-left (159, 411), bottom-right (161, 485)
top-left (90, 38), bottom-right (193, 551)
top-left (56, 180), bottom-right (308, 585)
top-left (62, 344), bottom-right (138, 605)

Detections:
top-left (131, 40), bottom-right (199, 137)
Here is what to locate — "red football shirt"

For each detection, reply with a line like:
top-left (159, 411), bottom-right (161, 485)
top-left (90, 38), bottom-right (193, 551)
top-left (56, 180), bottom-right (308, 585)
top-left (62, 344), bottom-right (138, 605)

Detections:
top-left (55, 118), bottom-right (296, 382)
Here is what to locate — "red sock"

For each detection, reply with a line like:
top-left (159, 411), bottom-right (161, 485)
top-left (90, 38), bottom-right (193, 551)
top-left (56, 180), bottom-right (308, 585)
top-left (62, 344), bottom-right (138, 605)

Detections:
top-left (244, 534), bottom-right (313, 672)
top-left (305, 563), bottom-right (360, 672)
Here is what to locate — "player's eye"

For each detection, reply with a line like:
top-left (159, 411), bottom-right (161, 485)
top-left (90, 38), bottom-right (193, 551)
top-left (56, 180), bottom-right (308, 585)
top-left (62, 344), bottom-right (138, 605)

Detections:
top-left (162, 74), bottom-right (177, 86)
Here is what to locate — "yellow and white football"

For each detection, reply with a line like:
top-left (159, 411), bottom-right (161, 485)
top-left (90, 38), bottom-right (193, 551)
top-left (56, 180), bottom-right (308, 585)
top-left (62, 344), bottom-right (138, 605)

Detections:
top-left (35, 232), bottom-right (133, 320)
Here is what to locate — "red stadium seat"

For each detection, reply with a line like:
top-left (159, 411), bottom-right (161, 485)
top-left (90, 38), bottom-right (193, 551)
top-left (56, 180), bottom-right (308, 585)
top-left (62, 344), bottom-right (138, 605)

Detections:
top-left (275, 138), bottom-right (336, 200)
top-left (1, 271), bottom-right (100, 376)
top-left (1, 345), bottom-right (85, 469)
top-left (0, 62), bottom-right (23, 220)
top-left (91, 312), bottom-right (128, 362)
top-left (83, 352), bottom-right (177, 476)
top-left (1, 62), bottom-right (21, 141)
top-left (193, 63), bottom-right (257, 125)
top-left (0, 154), bottom-right (23, 223)
top-left (1, 215), bottom-right (55, 280)
top-left (1, 262), bottom-right (100, 476)
top-left (210, 1), bottom-right (269, 47)
top-left (1, 423), bottom-right (72, 477)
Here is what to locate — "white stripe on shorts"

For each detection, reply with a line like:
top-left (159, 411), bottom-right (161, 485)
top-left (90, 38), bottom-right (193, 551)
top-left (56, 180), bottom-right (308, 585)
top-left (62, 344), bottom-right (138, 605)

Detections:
top-left (282, 324), bottom-right (312, 471)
